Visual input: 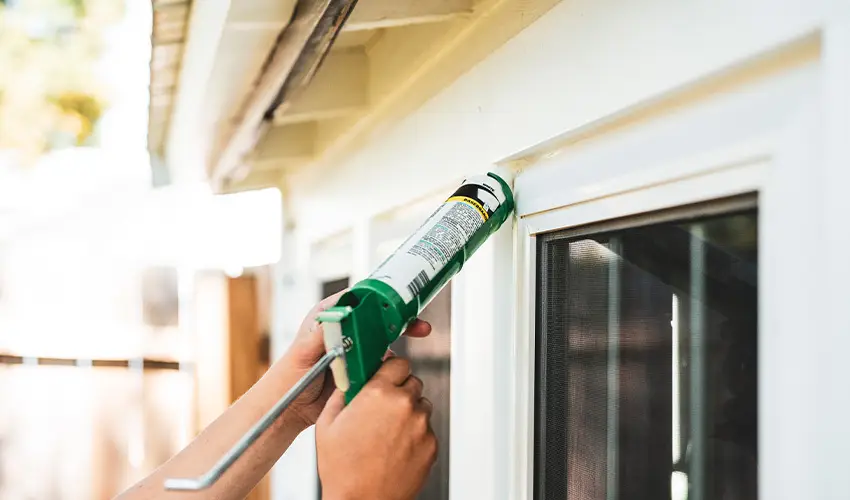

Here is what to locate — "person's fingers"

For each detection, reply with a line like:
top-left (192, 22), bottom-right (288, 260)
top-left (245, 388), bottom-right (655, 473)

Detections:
top-left (382, 348), bottom-right (396, 361)
top-left (296, 289), bottom-right (349, 342)
top-left (371, 357), bottom-right (412, 386)
top-left (417, 396), bottom-right (434, 416)
top-left (317, 390), bottom-right (346, 426)
top-left (405, 319), bottom-right (432, 338)
top-left (400, 375), bottom-right (424, 399)
top-left (318, 289), bottom-right (348, 311)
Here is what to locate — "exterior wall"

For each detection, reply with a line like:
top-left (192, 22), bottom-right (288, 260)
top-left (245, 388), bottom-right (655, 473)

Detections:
top-left (270, 0), bottom-right (850, 499)
top-left (284, 0), bottom-right (827, 242)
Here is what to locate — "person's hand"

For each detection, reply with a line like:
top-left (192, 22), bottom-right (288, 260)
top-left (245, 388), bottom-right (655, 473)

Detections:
top-left (316, 357), bottom-right (437, 500)
top-left (280, 290), bottom-right (432, 429)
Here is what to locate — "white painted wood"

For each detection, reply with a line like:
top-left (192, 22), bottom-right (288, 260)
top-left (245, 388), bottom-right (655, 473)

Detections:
top-left (227, 0), bottom-right (299, 23)
top-left (165, 0), bottom-right (300, 185)
top-left (251, 124), bottom-right (316, 164)
top-left (757, 97), bottom-right (815, 500)
top-left (815, 5), bottom-right (850, 497)
top-left (165, 0), bottom-right (233, 185)
top-left (224, 0), bottom-right (473, 33)
top-left (510, 40), bottom-right (837, 500)
top-left (509, 217), bottom-right (536, 500)
top-left (514, 48), bottom-right (818, 217)
top-left (212, 0), bottom-right (359, 187)
top-left (204, 27), bottom-right (284, 131)
top-left (448, 215), bottom-right (515, 500)
top-left (345, 0), bottom-right (472, 31)
top-left (334, 30), bottom-right (379, 49)
top-left (525, 162), bottom-right (767, 237)
top-left (274, 49), bottom-right (369, 125)
top-left (311, 0), bottom-right (561, 170)
top-left (754, 5), bottom-right (850, 499)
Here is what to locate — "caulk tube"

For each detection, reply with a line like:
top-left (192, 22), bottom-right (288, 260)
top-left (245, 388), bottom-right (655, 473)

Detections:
top-left (319, 172), bottom-right (515, 403)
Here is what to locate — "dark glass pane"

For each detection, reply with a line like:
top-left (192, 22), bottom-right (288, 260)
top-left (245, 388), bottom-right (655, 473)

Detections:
top-left (535, 206), bottom-right (758, 500)
top-left (321, 278), bottom-right (350, 298)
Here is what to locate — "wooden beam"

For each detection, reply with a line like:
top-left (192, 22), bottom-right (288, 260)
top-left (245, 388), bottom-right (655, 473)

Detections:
top-left (226, 274), bottom-right (270, 500)
top-left (273, 49), bottom-right (368, 125)
top-left (344, 0), bottom-right (473, 31)
top-left (212, 0), bottom-right (360, 188)
top-left (220, 0), bottom-right (473, 34)
top-left (193, 271), bottom-right (231, 432)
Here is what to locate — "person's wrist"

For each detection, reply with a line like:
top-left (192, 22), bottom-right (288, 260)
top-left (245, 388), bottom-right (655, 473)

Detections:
top-left (265, 357), bottom-right (314, 433)
top-left (318, 488), bottom-right (357, 500)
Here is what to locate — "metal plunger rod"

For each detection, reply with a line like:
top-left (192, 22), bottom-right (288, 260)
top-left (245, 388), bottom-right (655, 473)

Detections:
top-left (164, 347), bottom-right (345, 491)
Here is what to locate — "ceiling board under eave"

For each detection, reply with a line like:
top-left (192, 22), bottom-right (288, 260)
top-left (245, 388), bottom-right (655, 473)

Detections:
top-left (334, 30), bottom-right (380, 49)
top-left (202, 0), bottom-right (299, 179)
top-left (205, 28), bottom-right (285, 141)
top-left (147, 0), bottom-right (192, 159)
top-left (307, 0), bottom-right (563, 170)
top-left (227, 0), bottom-right (298, 23)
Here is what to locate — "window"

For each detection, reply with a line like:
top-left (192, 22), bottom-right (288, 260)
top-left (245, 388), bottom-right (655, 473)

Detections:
top-left (534, 200), bottom-right (757, 500)
top-left (391, 284), bottom-right (451, 500)
top-left (321, 277), bottom-right (350, 298)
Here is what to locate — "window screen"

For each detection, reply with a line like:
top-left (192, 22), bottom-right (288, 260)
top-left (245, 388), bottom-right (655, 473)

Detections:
top-left (535, 202), bottom-right (758, 500)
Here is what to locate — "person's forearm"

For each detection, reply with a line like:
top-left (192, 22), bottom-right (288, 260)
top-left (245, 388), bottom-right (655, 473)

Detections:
top-left (117, 358), bottom-right (308, 500)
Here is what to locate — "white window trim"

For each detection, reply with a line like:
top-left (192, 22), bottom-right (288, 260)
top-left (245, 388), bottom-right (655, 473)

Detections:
top-left (506, 31), bottom-right (849, 500)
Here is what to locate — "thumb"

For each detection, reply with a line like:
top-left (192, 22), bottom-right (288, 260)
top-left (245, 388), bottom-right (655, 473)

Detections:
top-left (317, 389), bottom-right (346, 426)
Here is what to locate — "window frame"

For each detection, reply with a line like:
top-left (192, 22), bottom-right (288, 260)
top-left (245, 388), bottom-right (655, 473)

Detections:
top-left (508, 43), bottom-right (837, 500)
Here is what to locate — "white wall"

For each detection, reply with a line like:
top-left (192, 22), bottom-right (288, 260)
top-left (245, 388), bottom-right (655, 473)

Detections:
top-left (271, 0), bottom-right (848, 498)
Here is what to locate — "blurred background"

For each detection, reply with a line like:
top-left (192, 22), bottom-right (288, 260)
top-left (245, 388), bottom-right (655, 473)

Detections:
top-left (0, 1), bottom-right (282, 498)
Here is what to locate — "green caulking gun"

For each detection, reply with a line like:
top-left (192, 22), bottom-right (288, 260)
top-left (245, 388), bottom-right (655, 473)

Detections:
top-left (164, 172), bottom-right (514, 491)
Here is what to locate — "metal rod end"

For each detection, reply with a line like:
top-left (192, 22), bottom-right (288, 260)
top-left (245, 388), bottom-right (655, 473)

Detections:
top-left (162, 348), bottom-right (345, 492)
top-left (164, 477), bottom-right (212, 491)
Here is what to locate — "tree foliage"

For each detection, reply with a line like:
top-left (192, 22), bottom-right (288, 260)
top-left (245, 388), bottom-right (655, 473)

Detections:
top-left (0, 0), bottom-right (123, 165)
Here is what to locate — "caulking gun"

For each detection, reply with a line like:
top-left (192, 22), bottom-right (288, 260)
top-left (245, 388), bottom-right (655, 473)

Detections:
top-left (164, 172), bottom-right (514, 491)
